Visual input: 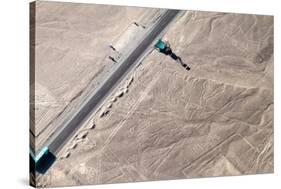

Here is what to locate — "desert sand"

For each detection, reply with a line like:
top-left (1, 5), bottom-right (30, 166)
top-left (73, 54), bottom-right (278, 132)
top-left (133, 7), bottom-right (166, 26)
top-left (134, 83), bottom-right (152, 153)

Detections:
top-left (31, 1), bottom-right (163, 150)
top-left (33, 2), bottom-right (273, 187)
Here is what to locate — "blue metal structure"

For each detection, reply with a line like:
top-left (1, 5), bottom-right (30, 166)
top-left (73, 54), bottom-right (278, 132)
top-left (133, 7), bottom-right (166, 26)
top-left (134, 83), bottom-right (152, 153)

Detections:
top-left (30, 146), bottom-right (56, 174)
top-left (155, 39), bottom-right (167, 50)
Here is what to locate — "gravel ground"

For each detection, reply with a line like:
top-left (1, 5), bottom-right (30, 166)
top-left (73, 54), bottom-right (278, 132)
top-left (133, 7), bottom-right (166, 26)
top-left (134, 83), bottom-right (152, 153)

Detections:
top-left (33, 3), bottom-right (273, 187)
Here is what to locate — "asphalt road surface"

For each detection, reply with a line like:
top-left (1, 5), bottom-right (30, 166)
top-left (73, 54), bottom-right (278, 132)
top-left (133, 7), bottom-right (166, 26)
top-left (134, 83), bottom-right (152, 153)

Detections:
top-left (43, 9), bottom-right (180, 157)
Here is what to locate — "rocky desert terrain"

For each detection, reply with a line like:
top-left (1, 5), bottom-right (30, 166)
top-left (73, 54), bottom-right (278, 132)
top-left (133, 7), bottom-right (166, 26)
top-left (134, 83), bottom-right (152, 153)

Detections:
top-left (32, 2), bottom-right (273, 187)
top-left (31, 1), bottom-right (163, 150)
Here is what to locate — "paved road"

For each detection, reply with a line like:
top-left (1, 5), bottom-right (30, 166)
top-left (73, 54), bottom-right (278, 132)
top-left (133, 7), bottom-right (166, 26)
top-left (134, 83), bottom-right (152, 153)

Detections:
top-left (44, 9), bottom-right (180, 155)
